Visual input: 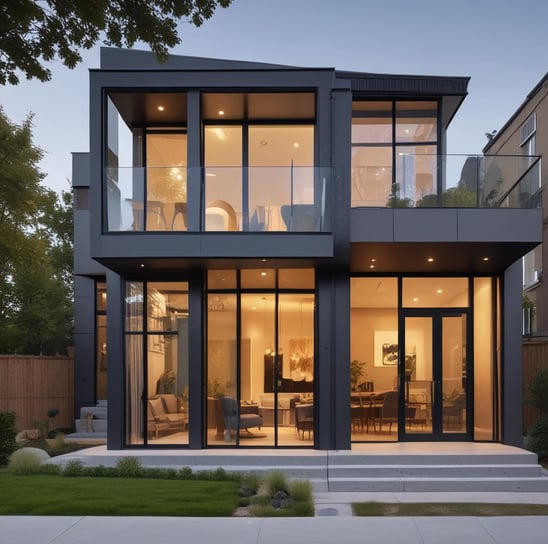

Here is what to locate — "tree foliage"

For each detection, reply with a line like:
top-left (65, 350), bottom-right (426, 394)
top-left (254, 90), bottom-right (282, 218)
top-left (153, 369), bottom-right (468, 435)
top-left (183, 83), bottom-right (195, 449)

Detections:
top-left (0, 0), bottom-right (233, 85)
top-left (0, 107), bottom-right (73, 354)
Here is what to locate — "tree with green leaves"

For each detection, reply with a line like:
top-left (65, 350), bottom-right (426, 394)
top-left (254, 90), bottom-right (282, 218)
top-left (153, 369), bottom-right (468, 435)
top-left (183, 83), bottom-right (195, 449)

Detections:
top-left (0, 107), bottom-right (73, 354)
top-left (0, 0), bottom-right (233, 85)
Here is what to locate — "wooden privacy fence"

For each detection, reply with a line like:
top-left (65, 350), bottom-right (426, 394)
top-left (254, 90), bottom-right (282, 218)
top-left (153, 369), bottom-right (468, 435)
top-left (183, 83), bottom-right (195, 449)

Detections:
top-left (0, 355), bottom-right (74, 431)
top-left (522, 340), bottom-right (548, 434)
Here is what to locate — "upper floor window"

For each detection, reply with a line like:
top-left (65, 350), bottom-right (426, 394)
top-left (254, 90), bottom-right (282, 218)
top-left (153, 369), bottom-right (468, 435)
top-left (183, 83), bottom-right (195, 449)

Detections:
top-left (104, 91), bottom-right (322, 233)
top-left (351, 100), bottom-right (438, 207)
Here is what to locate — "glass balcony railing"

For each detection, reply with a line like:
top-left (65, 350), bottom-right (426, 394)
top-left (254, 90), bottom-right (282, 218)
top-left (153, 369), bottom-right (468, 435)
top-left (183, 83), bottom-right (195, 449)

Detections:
top-left (351, 154), bottom-right (541, 209)
top-left (105, 166), bottom-right (328, 233)
top-left (103, 156), bottom-right (541, 233)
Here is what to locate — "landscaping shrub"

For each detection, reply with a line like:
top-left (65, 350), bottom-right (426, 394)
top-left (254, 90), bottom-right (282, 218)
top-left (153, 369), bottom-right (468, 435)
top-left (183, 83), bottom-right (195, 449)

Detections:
top-left (527, 369), bottom-right (548, 414)
top-left (115, 457), bottom-right (144, 477)
top-left (526, 369), bottom-right (548, 461)
top-left (62, 459), bottom-right (86, 477)
top-left (264, 470), bottom-right (289, 496)
top-left (8, 450), bottom-right (46, 475)
top-left (527, 415), bottom-right (548, 462)
top-left (0, 411), bottom-right (17, 466)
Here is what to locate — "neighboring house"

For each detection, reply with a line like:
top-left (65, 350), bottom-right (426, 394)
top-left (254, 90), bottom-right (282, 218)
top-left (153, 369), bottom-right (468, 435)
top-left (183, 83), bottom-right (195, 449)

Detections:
top-left (483, 73), bottom-right (548, 337)
top-left (73, 48), bottom-right (541, 450)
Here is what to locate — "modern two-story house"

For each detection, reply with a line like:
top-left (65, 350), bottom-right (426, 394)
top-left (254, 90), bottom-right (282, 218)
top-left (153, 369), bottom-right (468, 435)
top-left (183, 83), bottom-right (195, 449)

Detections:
top-left (73, 48), bottom-right (542, 450)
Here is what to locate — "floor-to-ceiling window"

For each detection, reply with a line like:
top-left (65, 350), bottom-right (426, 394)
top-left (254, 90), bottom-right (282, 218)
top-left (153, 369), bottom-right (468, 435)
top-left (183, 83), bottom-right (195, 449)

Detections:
top-left (351, 276), bottom-right (497, 442)
top-left (206, 269), bottom-right (315, 447)
top-left (202, 92), bottom-right (316, 232)
top-left (125, 281), bottom-right (189, 446)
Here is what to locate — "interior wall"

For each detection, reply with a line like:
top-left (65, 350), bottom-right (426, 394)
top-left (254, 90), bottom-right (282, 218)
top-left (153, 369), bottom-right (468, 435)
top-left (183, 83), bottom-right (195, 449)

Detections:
top-left (350, 307), bottom-right (398, 391)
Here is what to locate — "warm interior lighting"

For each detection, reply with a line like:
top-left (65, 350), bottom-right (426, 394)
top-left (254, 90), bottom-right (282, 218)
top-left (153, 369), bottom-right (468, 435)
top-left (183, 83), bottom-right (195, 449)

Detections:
top-left (413, 297), bottom-right (419, 302)
top-left (218, 110), bottom-right (225, 116)
top-left (293, 142), bottom-right (300, 148)
top-left (436, 289), bottom-right (443, 294)
top-left (261, 272), bottom-right (267, 276)
top-left (369, 265), bottom-right (375, 269)
top-left (427, 257), bottom-right (434, 262)
top-left (483, 257), bottom-right (489, 261)
top-left (371, 258), bottom-right (376, 262)
top-left (140, 264), bottom-right (145, 268)
top-left (157, 105), bottom-right (165, 111)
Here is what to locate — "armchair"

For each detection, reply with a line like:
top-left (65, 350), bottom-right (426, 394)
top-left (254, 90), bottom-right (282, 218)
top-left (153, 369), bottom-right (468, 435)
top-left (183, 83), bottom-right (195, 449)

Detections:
top-left (220, 396), bottom-right (263, 438)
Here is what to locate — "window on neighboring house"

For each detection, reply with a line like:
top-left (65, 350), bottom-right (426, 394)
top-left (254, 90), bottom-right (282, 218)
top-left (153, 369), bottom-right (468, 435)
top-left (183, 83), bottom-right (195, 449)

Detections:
top-left (521, 113), bottom-right (541, 290)
top-left (521, 113), bottom-right (536, 167)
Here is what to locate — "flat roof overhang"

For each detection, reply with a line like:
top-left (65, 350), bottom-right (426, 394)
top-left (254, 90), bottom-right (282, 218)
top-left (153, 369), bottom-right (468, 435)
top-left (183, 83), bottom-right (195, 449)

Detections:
top-left (350, 207), bottom-right (543, 274)
top-left (351, 241), bottom-right (539, 274)
top-left (91, 232), bottom-right (335, 276)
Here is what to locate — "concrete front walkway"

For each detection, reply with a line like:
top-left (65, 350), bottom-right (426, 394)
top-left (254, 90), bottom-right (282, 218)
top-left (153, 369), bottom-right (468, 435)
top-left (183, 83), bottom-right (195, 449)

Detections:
top-left (2, 512), bottom-right (548, 544)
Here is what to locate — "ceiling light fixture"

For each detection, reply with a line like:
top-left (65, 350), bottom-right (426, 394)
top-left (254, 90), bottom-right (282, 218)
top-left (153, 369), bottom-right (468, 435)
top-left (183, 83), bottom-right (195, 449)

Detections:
top-left (483, 257), bottom-right (489, 262)
top-left (157, 105), bottom-right (165, 111)
top-left (261, 272), bottom-right (267, 277)
top-left (427, 257), bottom-right (434, 262)
top-left (436, 289), bottom-right (443, 294)
top-left (218, 110), bottom-right (225, 116)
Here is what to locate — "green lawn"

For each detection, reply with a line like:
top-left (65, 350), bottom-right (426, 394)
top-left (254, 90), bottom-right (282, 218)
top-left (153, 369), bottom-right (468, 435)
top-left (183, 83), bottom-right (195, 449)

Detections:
top-left (352, 502), bottom-right (548, 517)
top-left (0, 473), bottom-right (240, 516)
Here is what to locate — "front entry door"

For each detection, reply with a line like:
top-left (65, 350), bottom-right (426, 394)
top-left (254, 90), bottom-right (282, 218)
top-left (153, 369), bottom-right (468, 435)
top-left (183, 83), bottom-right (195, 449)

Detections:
top-left (401, 310), bottom-right (471, 440)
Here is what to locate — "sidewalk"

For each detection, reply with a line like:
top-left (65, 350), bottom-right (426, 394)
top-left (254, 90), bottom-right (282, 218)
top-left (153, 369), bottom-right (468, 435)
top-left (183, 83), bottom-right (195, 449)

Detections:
top-left (2, 514), bottom-right (548, 544)
top-left (2, 492), bottom-right (548, 544)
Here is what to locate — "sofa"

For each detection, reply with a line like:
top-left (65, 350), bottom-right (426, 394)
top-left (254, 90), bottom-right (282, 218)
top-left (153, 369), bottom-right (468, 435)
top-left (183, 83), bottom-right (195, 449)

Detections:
top-left (147, 394), bottom-right (187, 438)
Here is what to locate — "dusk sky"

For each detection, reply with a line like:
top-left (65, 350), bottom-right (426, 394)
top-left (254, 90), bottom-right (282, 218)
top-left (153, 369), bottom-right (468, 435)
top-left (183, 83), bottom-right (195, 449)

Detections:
top-left (1, 0), bottom-right (547, 194)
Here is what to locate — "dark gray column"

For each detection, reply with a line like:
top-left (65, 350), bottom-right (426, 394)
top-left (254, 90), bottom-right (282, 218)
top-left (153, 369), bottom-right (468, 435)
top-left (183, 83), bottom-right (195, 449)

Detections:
top-left (187, 270), bottom-right (204, 449)
top-left (106, 271), bottom-right (124, 450)
top-left (73, 276), bottom-right (97, 421)
top-left (502, 260), bottom-right (523, 447)
top-left (316, 268), bottom-right (351, 450)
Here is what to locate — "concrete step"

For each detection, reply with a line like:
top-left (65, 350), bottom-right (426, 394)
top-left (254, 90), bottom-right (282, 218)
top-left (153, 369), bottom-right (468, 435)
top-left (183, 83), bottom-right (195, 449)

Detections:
top-left (328, 476), bottom-right (548, 492)
top-left (47, 446), bottom-right (548, 493)
top-left (328, 463), bottom-right (543, 478)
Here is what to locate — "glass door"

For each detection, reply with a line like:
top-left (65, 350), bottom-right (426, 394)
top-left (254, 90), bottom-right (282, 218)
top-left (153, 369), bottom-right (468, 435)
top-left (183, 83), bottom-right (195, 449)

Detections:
top-left (402, 310), bottom-right (470, 440)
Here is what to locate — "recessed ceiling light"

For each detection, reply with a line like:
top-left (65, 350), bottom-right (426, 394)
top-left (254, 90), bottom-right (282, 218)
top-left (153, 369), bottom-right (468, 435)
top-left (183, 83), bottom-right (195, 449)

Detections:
top-left (260, 140), bottom-right (268, 146)
top-left (369, 265), bottom-right (375, 269)
top-left (427, 257), bottom-right (434, 262)
top-left (261, 272), bottom-right (267, 277)
top-left (436, 289), bottom-right (443, 294)
top-left (293, 142), bottom-right (300, 148)
top-left (483, 257), bottom-right (489, 261)
top-left (261, 259), bottom-right (267, 262)
top-left (413, 297), bottom-right (419, 302)
top-left (140, 264), bottom-right (145, 268)
top-left (157, 105), bottom-right (165, 111)
top-left (218, 110), bottom-right (225, 116)
top-left (371, 258), bottom-right (376, 262)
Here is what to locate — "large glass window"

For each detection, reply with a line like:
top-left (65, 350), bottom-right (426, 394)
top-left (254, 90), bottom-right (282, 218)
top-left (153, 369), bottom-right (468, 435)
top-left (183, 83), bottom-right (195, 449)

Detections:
top-left (207, 269), bottom-right (315, 447)
top-left (105, 92), bottom-right (188, 232)
top-left (351, 276), bottom-right (497, 442)
top-left (350, 277), bottom-right (398, 442)
top-left (351, 100), bottom-right (438, 207)
top-left (125, 281), bottom-right (189, 446)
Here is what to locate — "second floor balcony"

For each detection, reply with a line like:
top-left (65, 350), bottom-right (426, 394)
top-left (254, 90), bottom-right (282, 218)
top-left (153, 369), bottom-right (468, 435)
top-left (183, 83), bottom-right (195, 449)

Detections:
top-left (103, 155), bottom-right (541, 235)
